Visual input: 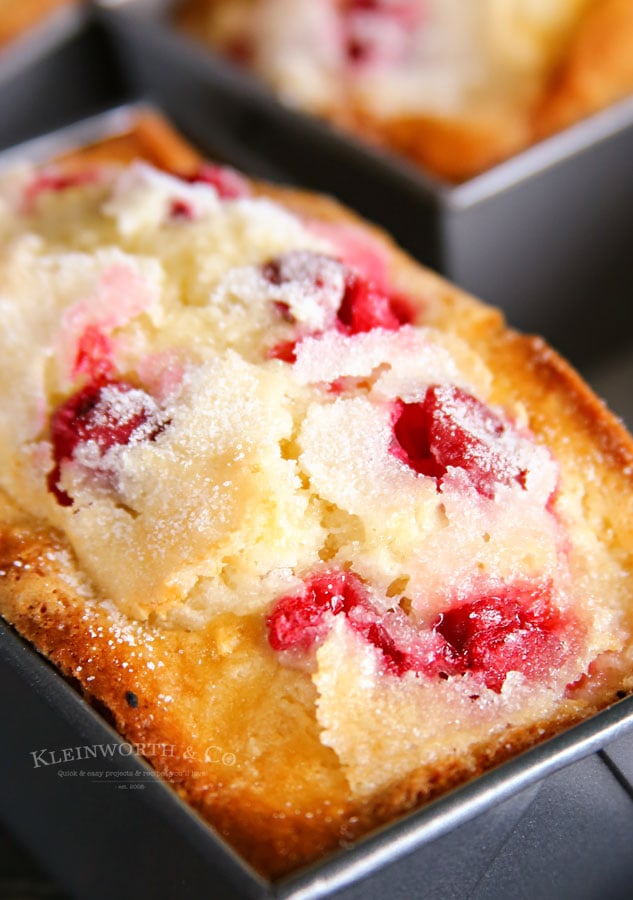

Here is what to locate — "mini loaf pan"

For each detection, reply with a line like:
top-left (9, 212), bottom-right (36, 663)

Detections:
top-left (0, 15), bottom-right (129, 155)
top-left (2, 105), bottom-right (633, 900)
top-left (0, 2), bottom-right (86, 86)
top-left (93, 0), bottom-right (633, 372)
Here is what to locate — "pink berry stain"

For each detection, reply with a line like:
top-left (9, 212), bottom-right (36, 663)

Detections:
top-left (23, 170), bottom-right (98, 211)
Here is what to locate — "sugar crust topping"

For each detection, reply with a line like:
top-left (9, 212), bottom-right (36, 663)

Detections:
top-left (0, 159), bottom-right (627, 795)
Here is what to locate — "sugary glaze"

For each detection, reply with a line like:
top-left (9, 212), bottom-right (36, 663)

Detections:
top-left (1, 122), bottom-right (633, 876)
top-left (177, 0), bottom-right (633, 181)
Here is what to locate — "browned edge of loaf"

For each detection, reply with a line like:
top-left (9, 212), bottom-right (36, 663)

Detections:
top-left (175, 0), bottom-right (633, 183)
top-left (55, 110), bottom-right (204, 174)
top-left (533, 0), bottom-right (633, 138)
top-left (1, 111), bottom-right (633, 878)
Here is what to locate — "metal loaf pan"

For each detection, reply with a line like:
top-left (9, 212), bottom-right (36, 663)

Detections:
top-left (0, 2), bottom-right (86, 86)
top-left (95, 0), bottom-right (633, 371)
top-left (0, 12), bottom-right (129, 154)
top-left (2, 106), bottom-right (633, 900)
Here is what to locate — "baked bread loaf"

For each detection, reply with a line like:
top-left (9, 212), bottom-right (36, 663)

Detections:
top-left (0, 0), bottom-right (77, 48)
top-left (177, 0), bottom-right (633, 182)
top-left (1, 113), bottom-right (633, 878)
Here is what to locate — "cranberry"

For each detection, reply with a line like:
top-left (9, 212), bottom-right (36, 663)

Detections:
top-left (267, 339), bottom-right (299, 363)
top-left (24, 170), bottom-right (97, 209)
top-left (267, 571), bottom-right (364, 651)
top-left (182, 164), bottom-right (250, 199)
top-left (169, 198), bottom-right (194, 220)
top-left (268, 572), bottom-right (578, 693)
top-left (434, 585), bottom-right (575, 692)
top-left (346, 38), bottom-right (370, 63)
top-left (347, 614), bottom-right (431, 677)
top-left (73, 325), bottom-right (114, 381)
top-left (267, 570), bottom-right (438, 677)
top-left (391, 386), bottom-right (528, 497)
top-left (262, 251), bottom-right (342, 292)
top-left (261, 250), bottom-right (414, 360)
top-left (337, 271), bottom-right (414, 334)
top-left (339, 0), bottom-right (421, 67)
top-left (47, 379), bottom-right (164, 507)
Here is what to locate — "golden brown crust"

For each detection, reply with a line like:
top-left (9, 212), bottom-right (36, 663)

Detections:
top-left (1, 113), bottom-right (633, 877)
top-left (360, 109), bottom-right (531, 185)
top-left (534, 0), bottom-right (633, 138)
top-left (55, 112), bottom-right (203, 175)
top-left (0, 0), bottom-right (76, 48)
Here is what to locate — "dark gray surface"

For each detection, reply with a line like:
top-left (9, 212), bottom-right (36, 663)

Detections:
top-left (0, 824), bottom-right (68, 899)
top-left (4, 737), bottom-right (633, 900)
top-left (471, 753), bottom-right (633, 900)
top-left (0, 21), bottom-right (127, 153)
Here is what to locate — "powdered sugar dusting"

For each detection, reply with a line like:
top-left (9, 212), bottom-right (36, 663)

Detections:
top-left (0, 157), bottom-right (624, 804)
top-left (212, 252), bottom-right (345, 332)
top-left (71, 385), bottom-right (165, 473)
top-left (292, 326), bottom-right (467, 389)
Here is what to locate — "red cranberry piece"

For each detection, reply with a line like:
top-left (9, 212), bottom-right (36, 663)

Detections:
top-left (391, 386), bottom-right (528, 497)
top-left (337, 271), bottom-right (414, 334)
top-left (267, 571), bottom-right (365, 652)
top-left (261, 250), bottom-right (414, 360)
top-left (434, 585), bottom-right (575, 692)
top-left (272, 300), bottom-right (295, 323)
top-left (73, 325), bottom-right (114, 381)
top-left (24, 170), bottom-right (97, 208)
top-left (268, 569), bottom-right (437, 677)
top-left (262, 251), bottom-right (343, 292)
top-left (169, 198), bottom-right (194, 220)
top-left (346, 38), bottom-right (370, 63)
top-left (182, 164), bottom-right (250, 199)
top-left (267, 339), bottom-right (299, 363)
top-left (47, 379), bottom-right (164, 507)
top-left (340, 0), bottom-right (421, 67)
top-left (261, 252), bottom-right (344, 359)
top-left (349, 615), bottom-right (425, 677)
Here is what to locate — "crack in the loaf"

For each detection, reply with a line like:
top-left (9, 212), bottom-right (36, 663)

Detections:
top-left (386, 575), bottom-right (411, 598)
top-left (317, 501), bottom-right (365, 563)
top-left (279, 436), bottom-right (301, 461)
top-left (113, 500), bottom-right (140, 520)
